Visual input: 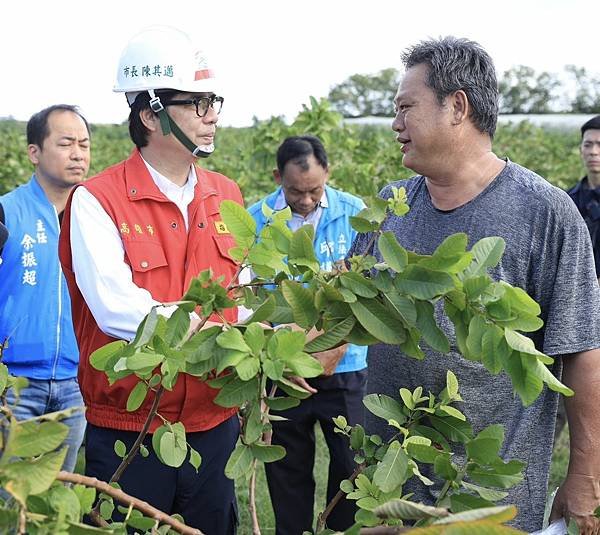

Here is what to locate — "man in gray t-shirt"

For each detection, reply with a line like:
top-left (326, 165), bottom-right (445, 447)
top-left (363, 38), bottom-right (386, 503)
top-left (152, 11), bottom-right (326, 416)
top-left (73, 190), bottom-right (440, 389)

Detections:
top-left (350, 37), bottom-right (600, 533)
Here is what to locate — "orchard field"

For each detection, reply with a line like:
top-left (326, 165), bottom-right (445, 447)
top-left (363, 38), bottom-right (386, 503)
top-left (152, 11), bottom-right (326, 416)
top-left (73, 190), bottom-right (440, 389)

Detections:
top-left (0, 98), bottom-right (585, 203)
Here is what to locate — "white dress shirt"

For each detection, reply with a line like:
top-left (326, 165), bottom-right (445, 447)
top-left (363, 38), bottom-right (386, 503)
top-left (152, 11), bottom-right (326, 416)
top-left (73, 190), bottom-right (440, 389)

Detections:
top-left (70, 157), bottom-right (197, 341)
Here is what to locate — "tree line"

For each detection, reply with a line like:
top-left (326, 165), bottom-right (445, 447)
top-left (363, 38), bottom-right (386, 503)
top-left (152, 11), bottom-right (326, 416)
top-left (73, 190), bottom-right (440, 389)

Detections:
top-left (328, 65), bottom-right (600, 117)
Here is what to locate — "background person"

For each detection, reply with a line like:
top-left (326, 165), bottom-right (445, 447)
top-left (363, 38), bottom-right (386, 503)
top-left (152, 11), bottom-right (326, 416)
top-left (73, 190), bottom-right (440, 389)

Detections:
top-left (59, 26), bottom-right (241, 534)
top-left (248, 135), bottom-right (368, 534)
top-left (349, 36), bottom-right (600, 533)
top-left (568, 115), bottom-right (600, 282)
top-left (0, 104), bottom-right (90, 472)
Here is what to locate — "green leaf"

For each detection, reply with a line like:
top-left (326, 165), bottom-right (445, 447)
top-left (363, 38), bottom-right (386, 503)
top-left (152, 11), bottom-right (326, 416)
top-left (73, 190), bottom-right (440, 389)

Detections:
top-left (349, 298), bottom-right (406, 345)
top-left (530, 358), bottom-right (574, 397)
top-left (304, 317), bottom-right (355, 352)
top-left (349, 216), bottom-right (378, 233)
top-left (429, 415), bottom-right (473, 444)
top-left (503, 351), bottom-right (544, 406)
top-left (399, 388), bottom-right (415, 409)
top-left (243, 401), bottom-right (263, 444)
top-left (439, 405), bottom-right (466, 420)
top-left (466, 314), bottom-right (487, 360)
top-left (2, 420), bottom-right (69, 458)
top-left (89, 340), bottom-right (127, 371)
top-left (3, 447), bottom-right (67, 496)
top-left (132, 308), bottom-right (160, 348)
top-left (280, 280), bottom-right (319, 329)
top-left (285, 352), bottom-right (323, 377)
top-left (395, 265), bottom-right (455, 300)
top-left (467, 460), bottom-right (524, 489)
top-left (466, 437), bottom-right (502, 464)
top-left (433, 505), bottom-right (517, 524)
top-left (263, 359), bottom-right (285, 381)
top-left (264, 396), bottom-right (300, 411)
top-left (481, 326), bottom-right (510, 375)
top-left (114, 440), bottom-right (127, 458)
top-left (182, 326), bottom-right (221, 363)
top-left (449, 492), bottom-right (496, 513)
top-left (374, 498), bottom-right (448, 520)
top-left (125, 351), bottom-right (164, 371)
top-left (363, 394), bottom-right (407, 425)
top-left (214, 376), bottom-right (259, 407)
top-left (384, 292), bottom-right (417, 326)
top-left (126, 381), bottom-right (148, 412)
top-left (446, 370), bottom-right (459, 399)
top-left (378, 231), bottom-right (408, 272)
top-left (268, 329), bottom-right (306, 360)
top-left (415, 300), bottom-right (450, 353)
top-left (236, 355), bottom-right (261, 381)
top-left (288, 225), bottom-right (319, 273)
top-left (461, 481), bottom-right (508, 502)
top-left (225, 443), bottom-right (254, 479)
top-left (504, 329), bottom-right (547, 358)
top-left (216, 328), bottom-right (252, 353)
top-left (373, 441), bottom-right (409, 492)
top-left (250, 444), bottom-right (286, 463)
top-left (464, 237), bottom-right (506, 277)
top-left (243, 324), bottom-right (266, 356)
top-left (464, 275), bottom-right (493, 300)
top-left (73, 484), bottom-right (96, 515)
top-left (164, 307), bottom-right (190, 347)
top-left (220, 199), bottom-right (256, 249)
top-left (242, 294), bottom-right (276, 324)
top-left (189, 446), bottom-right (202, 472)
top-left (275, 377), bottom-right (312, 399)
top-left (340, 271), bottom-right (379, 298)
top-left (158, 428), bottom-right (187, 468)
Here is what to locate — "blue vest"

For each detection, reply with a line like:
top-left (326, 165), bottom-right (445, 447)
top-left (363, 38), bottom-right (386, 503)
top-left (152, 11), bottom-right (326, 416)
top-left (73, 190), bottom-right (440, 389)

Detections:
top-left (248, 185), bottom-right (368, 373)
top-left (0, 176), bottom-right (79, 379)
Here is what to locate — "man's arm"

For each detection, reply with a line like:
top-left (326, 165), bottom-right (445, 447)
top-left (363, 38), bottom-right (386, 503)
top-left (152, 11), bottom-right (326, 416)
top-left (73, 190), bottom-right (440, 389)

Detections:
top-left (70, 187), bottom-right (178, 340)
top-left (551, 348), bottom-right (600, 534)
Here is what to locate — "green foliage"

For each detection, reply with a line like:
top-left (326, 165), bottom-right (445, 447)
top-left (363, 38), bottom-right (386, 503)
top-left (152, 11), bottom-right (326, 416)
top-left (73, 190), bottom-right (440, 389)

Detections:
top-left (333, 378), bottom-right (526, 531)
top-left (0, 100), bottom-right (585, 203)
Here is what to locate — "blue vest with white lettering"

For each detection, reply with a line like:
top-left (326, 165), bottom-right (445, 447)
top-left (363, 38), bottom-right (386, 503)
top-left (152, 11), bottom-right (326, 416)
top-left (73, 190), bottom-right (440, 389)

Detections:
top-left (248, 185), bottom-right (368, 373)
top-left (0, 176), bottom-right (79, 379)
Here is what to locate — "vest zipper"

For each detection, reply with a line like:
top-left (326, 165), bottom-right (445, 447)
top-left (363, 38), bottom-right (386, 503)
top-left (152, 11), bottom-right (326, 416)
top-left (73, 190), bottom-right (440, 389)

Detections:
top-left (51, 206), bottom-right (61, 380)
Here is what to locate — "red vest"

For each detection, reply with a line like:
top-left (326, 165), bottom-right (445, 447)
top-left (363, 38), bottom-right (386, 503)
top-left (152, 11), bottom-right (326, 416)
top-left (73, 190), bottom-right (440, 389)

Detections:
top-left (59, 150), bottom-right (240, 432)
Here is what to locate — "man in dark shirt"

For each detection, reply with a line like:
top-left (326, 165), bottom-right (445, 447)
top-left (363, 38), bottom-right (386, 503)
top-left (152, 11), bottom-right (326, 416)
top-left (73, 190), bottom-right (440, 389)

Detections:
top-left (568, 115), bottom-right (600, 281)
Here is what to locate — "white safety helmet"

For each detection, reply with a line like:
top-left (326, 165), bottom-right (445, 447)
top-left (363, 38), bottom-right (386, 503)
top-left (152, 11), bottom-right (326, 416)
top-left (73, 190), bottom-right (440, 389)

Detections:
top-left (114, 25), bottom-right (219, 100)
top-left (114, 26), bottom-right (221, 158)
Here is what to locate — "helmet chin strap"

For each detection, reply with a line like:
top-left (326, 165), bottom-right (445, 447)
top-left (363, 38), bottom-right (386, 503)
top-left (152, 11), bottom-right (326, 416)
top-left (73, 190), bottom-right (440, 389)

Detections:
top-left (147, 90), bottom-right (214, 158)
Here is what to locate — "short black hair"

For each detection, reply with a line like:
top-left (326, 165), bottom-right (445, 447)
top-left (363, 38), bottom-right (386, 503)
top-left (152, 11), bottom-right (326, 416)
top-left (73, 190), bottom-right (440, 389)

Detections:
top-left (581, 115), bottom-right (600, 138)
top-left (27, 105), bottom-right (90, 148)
top-left (127, 90), bottom-right (180, 149)
top-left (276, 135), bottom-right (328, 174)
top-left (402, 36), bottom-right (499, 138)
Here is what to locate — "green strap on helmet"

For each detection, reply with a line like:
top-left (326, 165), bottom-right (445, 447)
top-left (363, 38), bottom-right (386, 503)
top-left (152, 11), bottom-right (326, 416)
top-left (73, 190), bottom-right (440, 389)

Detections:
top-left (147, 90), bottom-right (211, 158)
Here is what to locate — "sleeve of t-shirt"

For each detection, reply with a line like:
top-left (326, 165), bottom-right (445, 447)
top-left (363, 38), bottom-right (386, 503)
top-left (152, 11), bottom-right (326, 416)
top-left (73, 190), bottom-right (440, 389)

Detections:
top-left (534, 194), bottom-right (600, 356)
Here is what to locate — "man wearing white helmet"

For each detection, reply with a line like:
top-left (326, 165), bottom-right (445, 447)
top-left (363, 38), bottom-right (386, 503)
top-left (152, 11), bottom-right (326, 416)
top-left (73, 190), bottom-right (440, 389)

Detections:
top-left (59, 26), bottom-right (241, 533)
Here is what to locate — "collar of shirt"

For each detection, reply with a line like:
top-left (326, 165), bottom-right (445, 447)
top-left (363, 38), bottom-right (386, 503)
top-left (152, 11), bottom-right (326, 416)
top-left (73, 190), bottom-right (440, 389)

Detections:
top-left (273, 189), bottom-right (328, 232)
top-left (140, 156), bottom-right (198, 230)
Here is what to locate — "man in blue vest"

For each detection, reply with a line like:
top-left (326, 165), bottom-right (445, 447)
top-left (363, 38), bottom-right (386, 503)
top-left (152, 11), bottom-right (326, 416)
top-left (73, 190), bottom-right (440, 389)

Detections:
top-left (248, 135), bottom-right (367, 533)
top-left (0, 104), bottom-right (90, 472)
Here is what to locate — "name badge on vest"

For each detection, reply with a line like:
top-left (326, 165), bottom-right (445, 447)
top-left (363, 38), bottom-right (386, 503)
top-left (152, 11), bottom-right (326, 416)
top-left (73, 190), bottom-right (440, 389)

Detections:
top-left (214, 221), bottom-right (230, 234)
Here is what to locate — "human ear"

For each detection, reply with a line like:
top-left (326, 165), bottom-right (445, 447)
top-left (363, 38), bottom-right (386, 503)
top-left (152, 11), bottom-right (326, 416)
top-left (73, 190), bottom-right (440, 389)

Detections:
top-left (27, 144), bottom-right (41, 166)
top-left (450, 90), bottom-right (469, 125)
top-left (140, 108), bottom-right (159, 132)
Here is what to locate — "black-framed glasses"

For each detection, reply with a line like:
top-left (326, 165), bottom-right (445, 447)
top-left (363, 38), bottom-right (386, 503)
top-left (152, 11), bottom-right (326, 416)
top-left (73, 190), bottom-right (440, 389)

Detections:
top-left (161, 95), bottom-right (224, 117)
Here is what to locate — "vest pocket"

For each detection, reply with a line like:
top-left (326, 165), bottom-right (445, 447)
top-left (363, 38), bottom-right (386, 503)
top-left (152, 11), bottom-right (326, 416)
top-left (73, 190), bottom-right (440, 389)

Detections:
top-left (212, 234), bottom-right (237, 264)
top-left (124, 240), bottom-right (168, 273)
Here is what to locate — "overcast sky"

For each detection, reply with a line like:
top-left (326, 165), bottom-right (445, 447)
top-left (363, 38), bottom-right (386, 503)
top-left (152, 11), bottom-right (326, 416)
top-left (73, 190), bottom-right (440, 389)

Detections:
top-left (2, 0), bottom-right (599, 126)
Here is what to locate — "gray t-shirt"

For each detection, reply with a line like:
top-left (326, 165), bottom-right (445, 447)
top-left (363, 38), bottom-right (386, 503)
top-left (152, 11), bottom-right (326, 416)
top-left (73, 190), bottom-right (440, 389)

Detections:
top-left (349, 161), bottom-right (600, 532)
